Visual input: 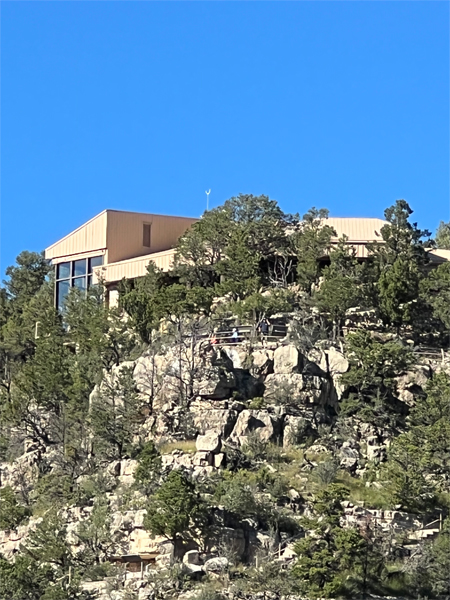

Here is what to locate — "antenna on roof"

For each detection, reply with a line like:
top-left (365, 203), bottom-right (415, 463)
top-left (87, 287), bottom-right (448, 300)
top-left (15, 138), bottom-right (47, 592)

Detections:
top-left (205, 189), bottom-right (211, 211)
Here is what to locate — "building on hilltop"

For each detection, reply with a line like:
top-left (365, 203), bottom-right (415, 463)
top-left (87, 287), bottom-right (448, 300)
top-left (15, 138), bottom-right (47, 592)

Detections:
top-left (45, 211), bottom-right (447, 308)
top-left (45, 209), bottom-right (198, 308)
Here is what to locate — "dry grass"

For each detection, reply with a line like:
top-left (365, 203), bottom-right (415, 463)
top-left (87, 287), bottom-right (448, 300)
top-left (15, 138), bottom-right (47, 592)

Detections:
top-left (158, 440), bottom-right (197, 454)
top-left (336, 470), bottom-right (392, 509)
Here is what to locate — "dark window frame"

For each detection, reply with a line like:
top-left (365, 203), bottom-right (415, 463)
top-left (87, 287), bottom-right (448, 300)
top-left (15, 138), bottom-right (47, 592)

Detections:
top-left (55, 255), bottom-right (104, 309)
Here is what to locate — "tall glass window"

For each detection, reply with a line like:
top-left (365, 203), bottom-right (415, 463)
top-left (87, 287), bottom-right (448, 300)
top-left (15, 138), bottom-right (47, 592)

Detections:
top-left (55, 255), bottom-right (103, 309)
top-left (56, 280), bottom-right (70, 311)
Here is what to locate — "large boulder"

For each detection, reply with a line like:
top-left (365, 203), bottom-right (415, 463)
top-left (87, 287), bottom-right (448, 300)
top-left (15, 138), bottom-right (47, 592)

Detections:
top-left (128, 529), bottom-right (165, 555)
top-left (264, 372), bottom-right (328, 406)
top-left (229, 409), bottom-right (281, 445)
top-left (196, 432), bottom-right (221, 453)
top-left (264, 373), bottom-right (305, 403)
top-left (283, 416), bottom-right (313, 447)
top-left (118, 459), bottom-right (137, 484)
top-left (221, 347), bottom-right (249, 370)
top-left (340, 445), bottom-right (359, 472)
top-left (396, 365), bottom-right (431, 405)
top-left (196, 366), bottom-right (236, 399)
top-left (211, 527), bottom-right (246, 561)
top-left (319, 347), bottom-right (349, 400)
top-left (204, 556), bottom-right (229, 573)
top-left (273, 345), bottom-right (300, 374)
top-left (190, 402), bottom-right (239, 438)
top-left (319, 347), bottom-right (349, 376)
top-left (250, 350), bottom-right (274, 379)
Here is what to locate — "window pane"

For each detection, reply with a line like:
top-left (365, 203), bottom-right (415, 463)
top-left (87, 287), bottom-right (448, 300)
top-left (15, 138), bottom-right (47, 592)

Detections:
top-left (57, 262), bottom-right (70, 279)
top-left (73, 276), bottom-right (87, 291)
top-left (56, 280), bottom-right (70, 311)
top-left (87, 275), bottom-right (92, 289)
top-left (88, 255), bottom-right (103, 272)
top-left (73, 259), bottom-right (87, 277)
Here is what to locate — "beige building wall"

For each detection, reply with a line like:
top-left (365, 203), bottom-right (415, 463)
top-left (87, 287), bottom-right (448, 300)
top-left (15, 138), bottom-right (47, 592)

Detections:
top-left (106, 211), bottom-right (198, 264)
top-left (94, 248), bottom-right (176, 284)
top-left (45, 211), bottom-right (108, 261)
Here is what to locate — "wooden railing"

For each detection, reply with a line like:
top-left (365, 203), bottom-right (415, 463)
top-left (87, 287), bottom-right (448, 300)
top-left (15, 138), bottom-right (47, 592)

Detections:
top-left (199, 324), bottom-right (288, 346)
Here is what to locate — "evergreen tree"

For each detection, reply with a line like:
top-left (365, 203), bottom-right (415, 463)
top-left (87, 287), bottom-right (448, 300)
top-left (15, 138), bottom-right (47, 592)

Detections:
top-left (340, 331), bottom-right (414, 426)
top-left (174, 205), bottom-right (233, 287)
top-left (367, 200), bottom-right (432, 330)
top-left (144, 470), bottom-right (209, 548)
top-left (229, 288), bottom-right (294, 331)
top-left (435, 220), bottom-right (450, 249)
top-left (215, 228), bottom-right (261, 300)
top-left (294, 208), bottom-right (336, 294)
top-left (384, 433), bottom-right (434, 512)
top-left (174, 194), bottom-right (297, 290)
top-left (75, 495), bottom-right (116, 575)
top-left (90, 366), bottom-right (143, 461)
top-left (315, 237), bottom-right (362, 339)
top-left (134, 440), bottom-right (162, 491)
top-left (0, 486), bottom-right (30, 530)
top-left (420, 261), bottom-right (450, 332)
top-left (425, 518), bottom-right (450, 597)
top-left (3, 251), bottom-right (51, 314)
top-left (23, 509), bottom-right (72, 572)
top-left (293, 485), bottom-right (385, 599)
top-left (119, 263), bottom-right (171, 343)
top-left (384, 372), bottom-right (450, 510)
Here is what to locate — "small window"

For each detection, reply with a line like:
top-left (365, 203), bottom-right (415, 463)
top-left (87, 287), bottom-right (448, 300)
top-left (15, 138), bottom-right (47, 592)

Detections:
top-left (143, 223), bottom-right (151, 248)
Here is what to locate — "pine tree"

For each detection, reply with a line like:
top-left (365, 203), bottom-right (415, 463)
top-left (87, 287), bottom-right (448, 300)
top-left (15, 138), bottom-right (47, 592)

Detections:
top-left (294, 208), bottom-right (336, 294)
top-left (315, 236), bottom-right (362, 339)
top-left (435, 220), bottom-right (450, 249)
top-left (144, 470), bottom-right (209, 548)
top-left (90, 366), bottom-right (143, 461)
top-left (293, 485), bottom-right (385, 599)
top-left (367, 199), bottom-right (432, 330)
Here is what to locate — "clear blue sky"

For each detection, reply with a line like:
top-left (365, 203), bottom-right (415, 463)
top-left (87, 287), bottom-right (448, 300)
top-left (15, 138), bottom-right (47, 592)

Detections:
top-left (2, 1), bottom-right (449, 276)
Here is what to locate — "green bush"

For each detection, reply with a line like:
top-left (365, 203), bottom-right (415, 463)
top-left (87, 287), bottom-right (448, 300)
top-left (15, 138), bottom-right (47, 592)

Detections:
top-left (134, 441), bottom-right (161, 489)
top-left (0, 486), bottom-right (30, 530)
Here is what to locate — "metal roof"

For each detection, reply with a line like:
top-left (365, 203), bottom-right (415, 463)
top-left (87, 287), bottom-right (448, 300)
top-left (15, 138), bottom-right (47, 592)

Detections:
top-left (325, 217), bottom-right (387, 243)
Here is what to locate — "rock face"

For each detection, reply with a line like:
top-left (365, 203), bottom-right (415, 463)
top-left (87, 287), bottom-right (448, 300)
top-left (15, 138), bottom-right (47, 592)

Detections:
top-left (273, 345), bottom-right (301, 374)
top-left (229, 410), bottom-right (282, 445)
top-left (196, 432), bottom-right (221, 453)
top-left (204, 556), bottom-right (229, 573)
top-left (396, 365), bottom-right (431, 405)
top-left (264, 371), bottom-right (333, 408)
top-left (190, 402), bottom-right (240, 438)
top-left (283, 415), bottom-right (312, 447)
top-left (339, 445), bottom-right (359, 472)
top-left (249, 350), bottom-right (274, 379)
top-left (319, 347), bottom-right (349, 377)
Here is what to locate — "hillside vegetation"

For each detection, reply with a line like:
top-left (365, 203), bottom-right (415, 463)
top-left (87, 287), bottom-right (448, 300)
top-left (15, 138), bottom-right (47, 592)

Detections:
top-left (0, 196), bottom-right (449, 600)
